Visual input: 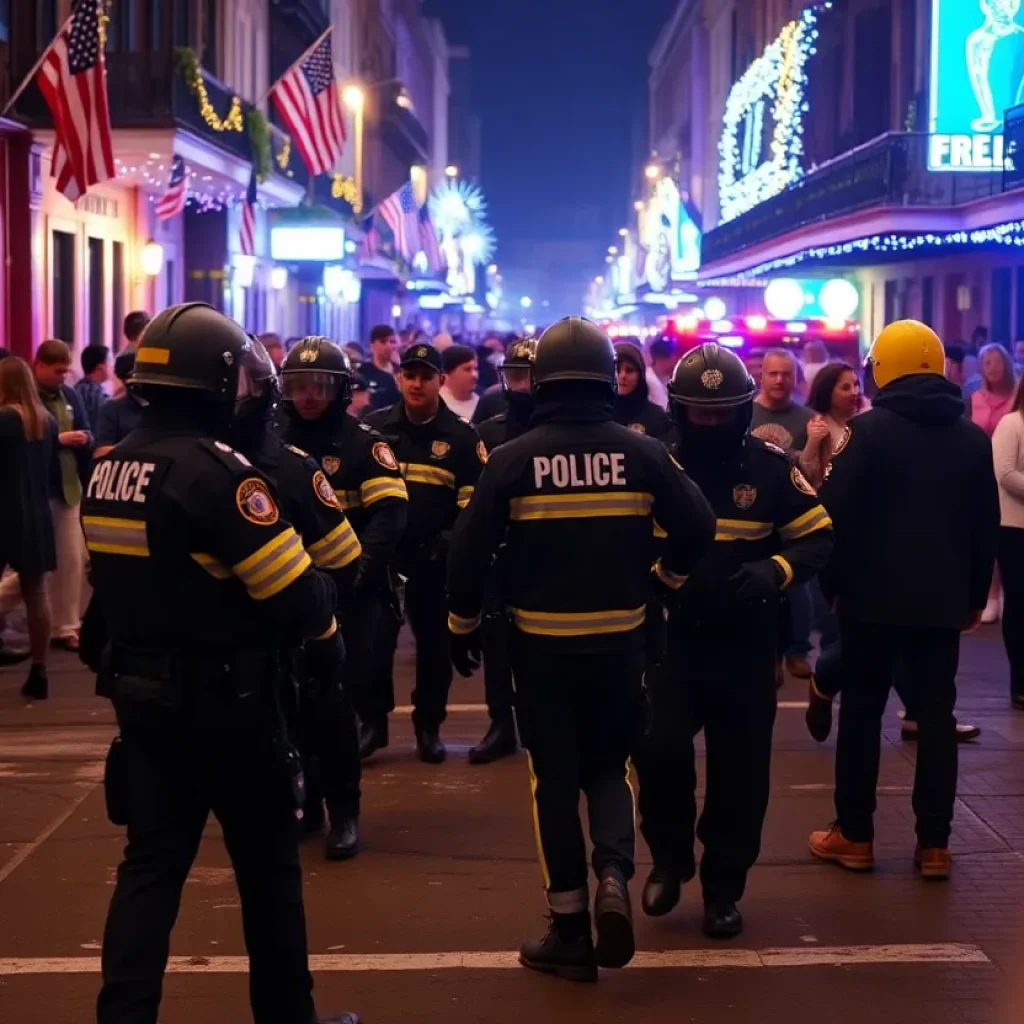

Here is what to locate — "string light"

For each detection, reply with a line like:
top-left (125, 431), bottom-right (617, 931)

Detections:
top-left (331, 173), bottom-right (363, 213)
top-left (275, 135), bottom-right (292, 170)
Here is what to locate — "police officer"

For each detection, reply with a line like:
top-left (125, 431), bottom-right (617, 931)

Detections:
top-left (636, 342), bottom-right (833, 939)
top-left (365, 342), bottom-right (485, 763)
top-left (469, 338), bottom-right (538, 764)
top-left (447, 317), bottom-right (715, 982)
top-left (232, 336), bottom-right (365, 861)
top-left (278, 338), bottom-right (408, 760)
top-left (84, 303), bottom-right (358, 1024)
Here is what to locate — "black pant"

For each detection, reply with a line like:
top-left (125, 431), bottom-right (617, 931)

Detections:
top-left (299, 667), bottom-right (361, 821)
top-left (481, 589), bottom-right (514, 727)
top-left (345, 592), bottom-right (397, 727)
top-left (636, 611), bottom-right (778, 904)
top-left (509, 631), bottom-right (644, 911)
top-left (98, 696), bottom-right (315, 1024)
top-left (999, 526), bottom-right (1024, 699)
top-left (403, 560), bottom-right (452, 731)
top-left (835, 618), bottom-right (959, 847)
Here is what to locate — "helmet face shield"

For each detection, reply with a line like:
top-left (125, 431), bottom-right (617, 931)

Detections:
top-left (281, 371), bottom-right (343, 403)
top-left (499, 364), bottom-right (533, 394)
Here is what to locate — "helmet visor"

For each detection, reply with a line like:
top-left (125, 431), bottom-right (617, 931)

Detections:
top-left (281, 371), bottom-right (343, 403)
top-left (236, 336), bottom-right (276, 407)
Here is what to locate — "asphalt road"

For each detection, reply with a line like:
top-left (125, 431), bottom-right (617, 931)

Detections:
top-left (0, 627), bottom-right (1022, 1024)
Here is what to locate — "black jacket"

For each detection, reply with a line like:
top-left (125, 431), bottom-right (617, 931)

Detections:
top-left (820, 374), bottom-right (1000, 629)
top-left (612, 375), bottom-right (674, 442)
top-left (447, 400), bottom-right (715, 651)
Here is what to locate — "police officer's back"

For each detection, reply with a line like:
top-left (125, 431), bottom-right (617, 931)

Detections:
top-left (447, 317), bottom-right (715, 983)
top-left (84, 303), bottom-right (358, 1024)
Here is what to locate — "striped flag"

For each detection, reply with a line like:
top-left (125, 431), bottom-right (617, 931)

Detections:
top-left (378, 182), bottom-right (419, 263)
top-left (154, 156), bottom-right (187, 220)
top-left (269, 29), bottom-right (347, 177)
top-left (37, 0), bottom-right (115, 202)
top-left (239, 170), bottom-right (257, 257)
top-left (418, 205), bottom-right (445, 274)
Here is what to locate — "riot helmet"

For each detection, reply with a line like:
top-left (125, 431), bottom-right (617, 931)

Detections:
top-left (280, 336), bottom-right (353, 426)
top-left (499, 337), bottom-right (537, 419)
top-left (229, 335), bottom-right (279, 450)
top-left (532, 317), bottom-right (617, 400)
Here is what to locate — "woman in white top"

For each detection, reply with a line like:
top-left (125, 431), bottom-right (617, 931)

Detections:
top-left (991, 377), bottom-right (1024, 709)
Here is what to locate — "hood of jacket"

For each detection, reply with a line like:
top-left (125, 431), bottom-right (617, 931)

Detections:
top-left (872, 373), bottom-right (965, 425)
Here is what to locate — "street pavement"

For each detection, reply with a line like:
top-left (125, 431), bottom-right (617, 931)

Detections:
top-left (0, 627), bottom-right (1022, 1024)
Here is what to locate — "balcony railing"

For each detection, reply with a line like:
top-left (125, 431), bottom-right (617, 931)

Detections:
top-left (702, 132), bottom-right (1005, 266)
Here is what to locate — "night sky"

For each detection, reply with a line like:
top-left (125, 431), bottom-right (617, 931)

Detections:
top-left (423, 0), bottom-right (677, 310)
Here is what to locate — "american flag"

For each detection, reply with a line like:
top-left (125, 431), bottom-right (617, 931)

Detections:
top-left (418, 205), bottom-right (445, 274)
top-left (378, 182), bottom-right (419, 263)
top-left (269, 29), bottom-right (346, 177)
top-left (239, 169), bottom-right (257, 257)
top-left (38, 0), bottom-right (115, 202)
top-left (154, 156), bottom-right (186, 220)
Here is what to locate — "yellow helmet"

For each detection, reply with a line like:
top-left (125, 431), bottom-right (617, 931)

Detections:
top-left (868, 320), bottom-right (945, 389)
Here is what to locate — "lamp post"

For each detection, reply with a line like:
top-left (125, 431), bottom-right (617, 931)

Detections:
top-left (342, 85), bottom-right (365, 213)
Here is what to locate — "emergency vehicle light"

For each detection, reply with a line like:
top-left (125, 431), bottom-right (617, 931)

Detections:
top-left (710, 320), bottom-right (734, 333)
top-left (718, 336), bottom-right (745, 348)
top-left (785, 321), bottom-right (807, 333)
top-left (745, 315), bottom-right (768, 331)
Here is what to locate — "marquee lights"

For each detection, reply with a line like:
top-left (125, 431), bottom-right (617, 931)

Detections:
top-left (718, 4), bottom-right (829, 224)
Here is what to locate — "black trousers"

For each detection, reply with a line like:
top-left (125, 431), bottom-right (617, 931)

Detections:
top-left (98, 696), bottom-right (315, 1024)
top-left (636, 611), bottom-right (777, 904)
top-left (481, 589), bottom-right (514, 727)
top-left (345, 592), bottom-right (397, 727)
top-left (509, 630), bottom-right (644, 911)
top-left (835, 618), bottom-right (959, 847)
top-left (403, 560), bottom-right (452, 731)
top-left (999, 526), bottom-right (1024, 699)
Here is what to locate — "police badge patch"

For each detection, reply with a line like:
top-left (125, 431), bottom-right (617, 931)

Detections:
top-left (476, 440), bottom-right (488, 464)
top-left (733, 483), bottom-right (757, 509)
top-left (321, 456), bottom-right (341, 476)
top-left (701, 368), bottom-right (724, 389)
top-left (629, 423), bottom-right (647, 433)
top-left (431, 440), bottom-right (450, 459)
top-left (312, 470), bottom-right (341, 509)
top-left (791, 465), bottom-right (817, 496)
top-left (372, 441), bottom-right (399, 470)
top-left (236, 479), bottom-right (280, 526)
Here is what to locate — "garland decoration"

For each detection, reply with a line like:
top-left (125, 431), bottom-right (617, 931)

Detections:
top-left (174, 47), bottom-right (243, 133)
top-left (246, 108), bottom-right (271, 182)
top-left (331, 173), bottom-right (362, 213)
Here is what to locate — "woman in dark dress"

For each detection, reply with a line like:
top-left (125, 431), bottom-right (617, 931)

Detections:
top-left (0, 356), bottom-right (58, 699)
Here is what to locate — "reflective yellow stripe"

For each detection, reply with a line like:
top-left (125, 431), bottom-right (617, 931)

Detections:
top-left (772, 554), bottom-right (795, 589)
top-left (307, 520), bottom-right (363, 570)
top-left (654, 559), bottom-right (687, 590)
top-left (232, 529), bottom-right (311, 601)
top-left (233, 529), bottom-right (294, 575)
top-left (714, 518), bottom-right (773, 542)
top-left (509, 491), bottom-right (654, 521)
top-left (401, 462), bottom-right (456, 488)
top-left (457, 485), bottom-right (474, 509)
top-left (360, 475), bottom-right (408, 506)
top-left (509, 605), bottom-right (646, 636)
top-left (334, 489), bottom-right (362, 510)
top-left (82, 515), bottom-right (149, 557)
top-left (191, 552), bottom-right (232, 579)
top-left (779, 505), bottom-right (832, 542)
top-left (448, 611), bottom-right (481, 634)
top-left (526, 751), bottom-right (551, 890)
top-left (653, 521), bottom-right (668, 539)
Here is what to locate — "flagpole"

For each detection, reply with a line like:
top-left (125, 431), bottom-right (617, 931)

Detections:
top-left (254, 25), bottom-right (333, 111)
top-left (1, 12), bottom-right (75, 118)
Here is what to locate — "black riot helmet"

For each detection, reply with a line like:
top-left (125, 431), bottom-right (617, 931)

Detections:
top-left (669, 342), bottom-right (756, 458)
top-left (499, 337), bottom-right (537, 391)
top-left (499, 336), bottom-right (538, 422)
top-left (532, 317), bottom-right (617, 399)
top-left (280, 336), bottom-right (353, 425)
top-left (229, 335), bottom-right (279, 452)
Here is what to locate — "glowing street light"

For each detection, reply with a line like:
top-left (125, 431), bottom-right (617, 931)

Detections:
top-left (445, 164), bottom-right (459, 178)
top-left (520, 296), bottom-right (533, 309)
top-left (595, 276), bottom-right (604, 284)
top-left (342, 86), bottom-right (365, 111)
top-left (634, 200), bottom-right (644, 212)
top-left (618, 228), bottom-right (628, 237)
top-left (644, 163), bottom-right (661, 180)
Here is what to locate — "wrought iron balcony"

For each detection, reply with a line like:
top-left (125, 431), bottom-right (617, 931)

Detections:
top-left (702, 132), bottom-right (1005, 267)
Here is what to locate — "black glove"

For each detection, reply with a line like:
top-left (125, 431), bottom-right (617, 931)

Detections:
top-left (450, 626), bottom-right (482, 678)
top-left (729, 559), bottom-right (785, 603)
top-left (304, 628), bottom-right (346, 683)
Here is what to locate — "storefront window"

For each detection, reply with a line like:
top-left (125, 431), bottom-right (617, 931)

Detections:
top-left (52, 230), bottom-right (76, 348)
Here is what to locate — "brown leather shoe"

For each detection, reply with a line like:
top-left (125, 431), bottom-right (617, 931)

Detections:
top-left (786, 654), bottom-right (813, 679)
top-left (914, 845), bottom-right (951, 880)
top-left (809, 823), bottom-right (875, 871)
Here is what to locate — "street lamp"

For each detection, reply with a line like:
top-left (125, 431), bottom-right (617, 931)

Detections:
top-left (520, 296), bottom-right (532, 309)
top-left (608, 245), bottom-right (618, 255)
top-left (445, 164), bottom-right (459, 178)
top-left (618, 228), bottom-right (628, 237)
top-left (140, 240), bottom-right (163, 277)
top-left (634, 200), bottom-right (644, 212)
top-left (644, 163), bottom-right (661, 180)
top-left (343, 86), bottom-right (365, 215)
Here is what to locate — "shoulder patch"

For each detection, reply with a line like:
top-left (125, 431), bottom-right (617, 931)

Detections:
top-left (312, 470), bottom-right (341, 509)
top-left (791, 465), bottom-right (817, 496)
top-left (236, 478), bottom-right (280, 525)
top-left (476, 439), bottom-right (488, 464)
top-left (431, 440), bottom-right (451, 460)
top-left (629, 422), bottom-right (647, 434)
top-left (284, 444), bottom-right (310, 460)
top-left (208, 439), bottom-right (252, 469)
top-left (372, 441), bottom-right (399, 471)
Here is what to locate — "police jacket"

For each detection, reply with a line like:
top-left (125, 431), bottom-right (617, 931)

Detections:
top-left (365, 400), bottom-right (485, 563)
top-left (672, 436), bottom-right (833, 616)
top-left (249, 433), bottom-right (363, 611)
top-left (282, 413), bottom-right (408, 591)
top-left (475, 403), bottom-right (533, 453)
top-left (447, 399), bottom-right (716, 650)
top-left (81, 427), bottom-right (337, 660)
top-left (820, 373), bottom-right (999, 629)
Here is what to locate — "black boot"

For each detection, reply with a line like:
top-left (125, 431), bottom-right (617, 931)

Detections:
top-left (703, 901), bottom-right (743, 939)
top-left (594, 871), bottom-right (635, 969)
top-left (519, 912), bottom-right (597, 983)
top-left (325, 817), bottom-right (360, 861)
top-left (415, 727), bottom-right (446, 764)
top-left (641, 866), bottom-right (682, 917)
top-left (358, 720), bottom-right (388, 760)
top-left (21, 665), bottom-right (48, 701)
top-left (805, 679), bottom-right (834, 743)
top-left (468, 720), bottom-right (517, 765)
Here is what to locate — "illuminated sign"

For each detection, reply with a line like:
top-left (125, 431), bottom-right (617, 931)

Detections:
top-left (764, 277), bottom-right (860, 320)
top-left (270, 226), bottom-right (346, 262)
top-left (928, 0), bottom-right (1024, 172)
top-left (639, 177), bottom-right (702, 289)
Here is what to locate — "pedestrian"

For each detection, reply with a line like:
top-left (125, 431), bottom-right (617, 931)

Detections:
top-left (94, 352), bottom-right (144, 458)
top-left (364, 343), bottom-right (484, 762)
top-left (348, 373), bottom-right (371, 418)
top-left (361, 324), bottom-right (401, 409)
top-left (447, 317), bottom-right (715, 982)
top-left (810, 320), bottom-right (1000, 881)
top-left (613, 342), bottom-right (674, 440)
top-left (258, 332), bottom-right (286, 370)
top-left (645, 336), bottom-right (675, 408)
top-left (439, 344), bottom-right (481, 420)
top-left (636, 342), bottom-right (833, 939)
top-left (75, 344), bottom-right (110, 431)
top-left (0, 357), bottom-right (57, 698)
top-left (122, 310), bottom-right (150, 352)
top-left (232, 336), bottom-right (365, 861)
top-left (86, 302), bottom-right (359, 1024)
top-left (804, 361), bottom-right (867, 469)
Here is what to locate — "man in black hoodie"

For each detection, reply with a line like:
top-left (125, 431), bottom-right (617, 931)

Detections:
top-left (612, 343), bottom-right (674, 441)
top-left (810, 320), bottom-right (999, 881)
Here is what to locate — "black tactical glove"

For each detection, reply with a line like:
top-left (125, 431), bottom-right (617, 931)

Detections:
top-left (450, 625), bottom-right (482, 678)
top-left (729, 559), bottom-right (785, 603)
top-left (304, 628), bottom-right (346, 683)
